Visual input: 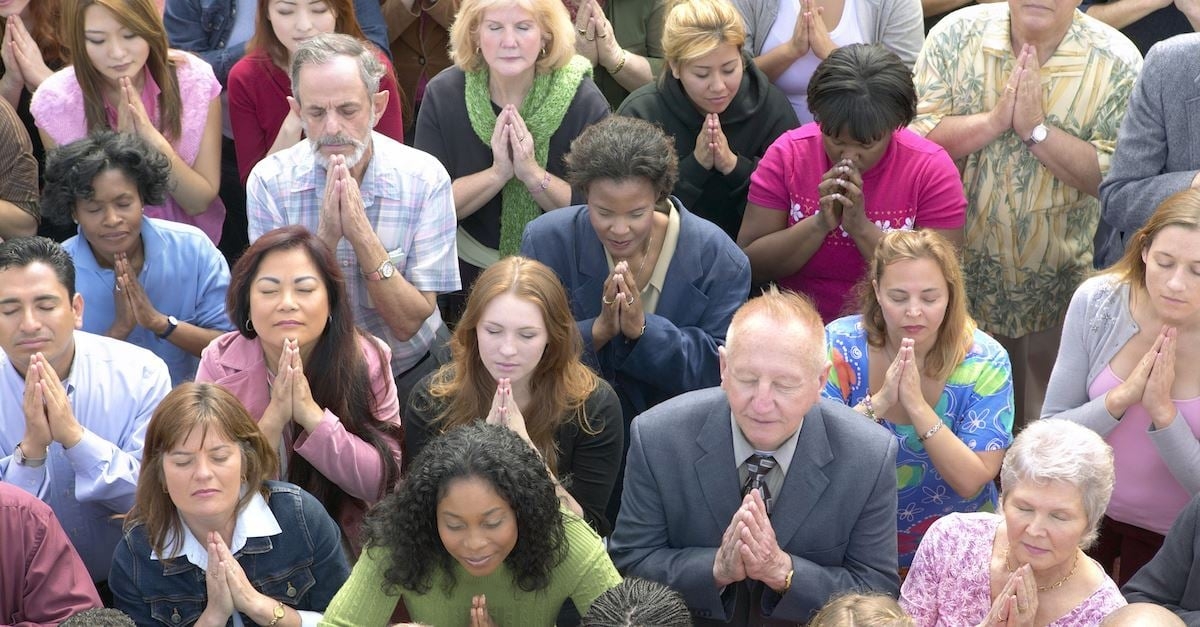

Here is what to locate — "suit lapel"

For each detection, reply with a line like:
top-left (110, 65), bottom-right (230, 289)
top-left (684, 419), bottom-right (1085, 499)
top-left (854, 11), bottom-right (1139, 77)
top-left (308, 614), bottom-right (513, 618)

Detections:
top-left (573, 213), bottom-right (609, 318)
top-left (695, 399), bottom-right (742, 532)
top-left (772, 406), bottom-right (834, 548)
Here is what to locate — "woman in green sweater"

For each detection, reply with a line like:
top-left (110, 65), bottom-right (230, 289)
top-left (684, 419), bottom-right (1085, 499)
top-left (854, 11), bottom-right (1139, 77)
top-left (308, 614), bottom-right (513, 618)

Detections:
top-left (319, 422), bottom-right (622, 626)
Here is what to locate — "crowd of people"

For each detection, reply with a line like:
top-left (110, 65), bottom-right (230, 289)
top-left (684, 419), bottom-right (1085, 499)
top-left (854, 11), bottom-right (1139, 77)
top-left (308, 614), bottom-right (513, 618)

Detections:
top-left (2, 0), bottom-right (1200, 622)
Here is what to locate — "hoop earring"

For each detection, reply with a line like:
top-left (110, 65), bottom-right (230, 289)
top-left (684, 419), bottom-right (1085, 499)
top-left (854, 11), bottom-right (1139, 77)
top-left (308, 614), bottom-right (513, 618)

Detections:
top-left (244, 318), bottom-right (254, 332)
top-left (540, 45), bottom-right (546, 58)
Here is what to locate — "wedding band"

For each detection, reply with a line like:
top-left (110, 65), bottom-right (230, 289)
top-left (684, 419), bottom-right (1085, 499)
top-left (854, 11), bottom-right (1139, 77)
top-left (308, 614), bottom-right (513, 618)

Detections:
top-left (114, 284), bottom-right (122, 292)
top-left (578, 28), bottom-right (587, 35)
top-left (625, 295), bottom-right (635, 306)
top-left (598, 32), bottom-right (608, 38)
top-left (602, 295), bottom-right (615, 306)
top-left (1006, 86), bottom-right (1015, 93)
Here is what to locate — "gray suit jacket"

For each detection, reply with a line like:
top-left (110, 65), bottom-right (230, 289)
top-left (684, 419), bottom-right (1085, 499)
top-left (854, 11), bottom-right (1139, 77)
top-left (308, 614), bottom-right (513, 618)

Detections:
top-left (1097, 34), bottom-right (1200, 267)
top-left (609, 387), bottom-right (900, 626)
top-left (1123, 492), bottom-right (1200, 625)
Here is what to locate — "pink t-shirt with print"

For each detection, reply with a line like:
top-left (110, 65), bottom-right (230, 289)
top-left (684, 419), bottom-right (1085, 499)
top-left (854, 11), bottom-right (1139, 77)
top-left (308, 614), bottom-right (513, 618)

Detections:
top-left (748, 123), bottom-right (965, 321)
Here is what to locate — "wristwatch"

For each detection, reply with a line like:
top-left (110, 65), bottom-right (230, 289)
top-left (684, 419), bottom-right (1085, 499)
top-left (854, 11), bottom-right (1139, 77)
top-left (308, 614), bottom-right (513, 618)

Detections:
top-left (266, 601), bottom-right (286, 626)
top-left (1023, 123), bottom-right (1049, 147)
top-left (363, 259), bottom-right (397, 281)
top-left (157, 315), bottom-right (180, 340)
top-left (14, 442), bottom-right (48, 468)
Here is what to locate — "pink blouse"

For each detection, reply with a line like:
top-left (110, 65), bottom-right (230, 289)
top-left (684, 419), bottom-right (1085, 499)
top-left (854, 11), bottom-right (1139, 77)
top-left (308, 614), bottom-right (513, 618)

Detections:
top-left (31, 52), bottom-right (225, 243)
top-left (900, 513), bottom-right (1125, 626)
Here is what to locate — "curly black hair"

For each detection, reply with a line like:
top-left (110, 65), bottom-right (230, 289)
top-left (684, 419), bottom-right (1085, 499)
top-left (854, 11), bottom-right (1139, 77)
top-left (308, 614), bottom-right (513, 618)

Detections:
top-left (40, 131), bottom-right (171, 226)
top-left (363, 422), bottom-right (567, 596)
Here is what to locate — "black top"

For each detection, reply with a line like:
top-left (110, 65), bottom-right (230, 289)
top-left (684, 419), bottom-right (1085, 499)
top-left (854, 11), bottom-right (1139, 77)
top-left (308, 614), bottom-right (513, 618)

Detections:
top-left (404, 369), bottom-right (625, 536)
top-left (617, 52), bottom-right (798, 239)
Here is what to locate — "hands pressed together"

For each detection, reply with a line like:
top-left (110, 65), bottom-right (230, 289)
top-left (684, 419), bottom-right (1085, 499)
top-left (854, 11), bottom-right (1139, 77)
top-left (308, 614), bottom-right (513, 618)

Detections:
top-left (815, 159), bottom-right (867, 236)
top-left (486, 377), bottom-right (532, 445)
top-left (713, 490), bottom-right (793, 594)
top-left (593, 260), bottom-right (647, 349)
top-left (991, 44), bottom-right (1046, 143)
top-left (317, 154), bottom-right (373, 251)
top-left (1107, 326), bottom-right (1178, 428)
top-left (199, 532), bottom-right (290, 627)
top-left (21, 353), bottom-right (84, 455)
top-left (109, 252), bottom-right (170, 339)
top-left (693, 114), bottom-right (738, 175)
top-left (260, 338), bottom-right (325, 449)
top-left (979, 563), bottom-right (1039, 627)
top-left (573, 0), bottom-right (624, 72)
top-left (489, 105), bottom-right (546, 192)
top-left (0, 15), bottom-right (54, 103)
top-left (786, 0), bottom-right (836, 61)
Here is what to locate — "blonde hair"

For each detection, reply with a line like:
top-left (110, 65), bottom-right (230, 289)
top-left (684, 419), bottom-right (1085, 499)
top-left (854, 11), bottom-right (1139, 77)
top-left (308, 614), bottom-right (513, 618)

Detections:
top-left (728, 285), bottom-right (826, 374)
top-left (808, 593), bottom-right (914, 627)
top-left (662, 0), bottom-right (745, 70)
top-left (449, 0), bottom-right (575, 74)
top-left (858, 229), bottom-right (974, 381)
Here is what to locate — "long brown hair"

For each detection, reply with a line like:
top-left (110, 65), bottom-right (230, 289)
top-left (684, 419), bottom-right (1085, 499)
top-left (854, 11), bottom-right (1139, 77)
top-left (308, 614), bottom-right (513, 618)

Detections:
top-left (1, 0), bottom-right (67, 70)
top-left (62, 0), bottom-right (182, 141)
top-left (425, 256), bottom-right (599, 471)
top-left (125, 383), bottom-right (279, 560)
top-left (247, 0), bottom-right (367, 71)
top-left (227, 225), bottom-right (403, 519)
top-left (858, 229), bottom-right (974, 381)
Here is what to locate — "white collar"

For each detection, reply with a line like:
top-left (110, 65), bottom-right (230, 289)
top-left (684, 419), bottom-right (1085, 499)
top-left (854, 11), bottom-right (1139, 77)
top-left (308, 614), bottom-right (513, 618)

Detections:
top-left (153, 490), bottom-right (282, 571)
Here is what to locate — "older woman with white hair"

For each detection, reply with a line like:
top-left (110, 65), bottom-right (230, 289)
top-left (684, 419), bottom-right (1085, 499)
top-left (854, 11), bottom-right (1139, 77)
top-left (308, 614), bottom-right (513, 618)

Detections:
top-left (900, 419), bottom-right (1127, 626)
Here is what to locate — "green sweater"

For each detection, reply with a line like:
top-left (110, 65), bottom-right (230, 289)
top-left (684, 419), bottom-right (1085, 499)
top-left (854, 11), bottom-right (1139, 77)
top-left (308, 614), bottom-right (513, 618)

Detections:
top-left (319, 512), bottom-right (621, 626)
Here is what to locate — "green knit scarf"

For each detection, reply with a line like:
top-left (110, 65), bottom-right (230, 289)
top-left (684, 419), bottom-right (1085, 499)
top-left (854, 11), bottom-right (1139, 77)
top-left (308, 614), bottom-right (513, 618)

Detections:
top-left (465, 55), bottom-right (592, 256)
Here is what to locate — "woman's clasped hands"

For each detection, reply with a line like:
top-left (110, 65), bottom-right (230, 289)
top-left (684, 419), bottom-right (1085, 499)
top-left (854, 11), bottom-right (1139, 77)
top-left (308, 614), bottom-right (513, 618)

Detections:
top-left (1106, 326), bottom-right (1178, 429)
top-left (979, 562), bottom-right (1038, 627)
top-left (593, 260), bottom-right (646, 348)
top-left (260, 338), bottom-right (325, 448)
top-left (816, 158), bottom-right (866, 235)
top-left (198, 532), bottom-right (288, 627)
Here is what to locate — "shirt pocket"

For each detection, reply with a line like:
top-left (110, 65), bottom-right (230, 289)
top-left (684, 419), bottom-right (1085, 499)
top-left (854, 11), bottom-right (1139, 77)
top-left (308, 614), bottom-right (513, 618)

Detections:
top-left (150, 596), bottom-right (206, 626)
top-left (256, 563), bottom-right (318, 606)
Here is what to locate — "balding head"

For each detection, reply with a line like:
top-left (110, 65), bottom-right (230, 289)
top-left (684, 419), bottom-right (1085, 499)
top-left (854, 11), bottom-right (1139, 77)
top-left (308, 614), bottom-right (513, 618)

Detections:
top-left (1099, 603), bottom-right (1185, 627)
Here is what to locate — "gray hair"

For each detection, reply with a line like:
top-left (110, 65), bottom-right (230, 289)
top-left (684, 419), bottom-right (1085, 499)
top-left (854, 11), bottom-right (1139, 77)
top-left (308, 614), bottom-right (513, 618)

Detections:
top-left (1000, 419), bottom-right (1115, 549)
top-left (580, 578), bottom-right (693, 627)
top-left (289, 33), bottom-right (385, 102)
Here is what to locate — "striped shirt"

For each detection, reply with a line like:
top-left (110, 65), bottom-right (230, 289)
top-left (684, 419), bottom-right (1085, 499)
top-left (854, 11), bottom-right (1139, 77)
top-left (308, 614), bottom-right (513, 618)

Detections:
top-left (247, 132), bottom-right (460, 374)
top-left (0, 97), bottom-right (38, 229)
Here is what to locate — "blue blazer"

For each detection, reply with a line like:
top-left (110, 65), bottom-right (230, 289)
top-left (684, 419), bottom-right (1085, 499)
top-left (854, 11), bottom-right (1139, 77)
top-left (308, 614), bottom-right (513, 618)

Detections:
top-left (609, 388), bottom-right (900, 626)
top-left (520, 199), bottom-right (750, 421)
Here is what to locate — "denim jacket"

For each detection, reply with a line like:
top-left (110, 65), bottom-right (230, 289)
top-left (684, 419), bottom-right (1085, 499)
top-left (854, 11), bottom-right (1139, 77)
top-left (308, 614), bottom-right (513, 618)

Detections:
top-left (163, 0), bottom-right (390, 85)
top-left (109, 481), bottom-right (350, 627)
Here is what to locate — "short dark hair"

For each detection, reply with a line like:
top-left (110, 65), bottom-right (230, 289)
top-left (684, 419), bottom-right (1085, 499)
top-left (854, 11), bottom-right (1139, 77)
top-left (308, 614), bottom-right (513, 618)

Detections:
top-left (363, 422), bottom-right (567, 596)
top-left (807, 43), bottom-right (917, 144)
top-left (41, 131), bottom-right (171, 226)
top-left (564, 116), bottom-right (678, 202)
top-left (0, 236), bottom-right (77, 297)
top-left (581, 578), bottom-right (693, 626)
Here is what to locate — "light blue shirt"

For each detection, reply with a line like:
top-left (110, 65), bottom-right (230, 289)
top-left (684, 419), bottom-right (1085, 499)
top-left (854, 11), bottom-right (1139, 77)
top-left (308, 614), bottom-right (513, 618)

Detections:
top-left (64, 217), bottom-right (234, 385)
top-left (0, 331), bottom-right (171, 581)
top-left (247, 132), bottom-right (460, 374)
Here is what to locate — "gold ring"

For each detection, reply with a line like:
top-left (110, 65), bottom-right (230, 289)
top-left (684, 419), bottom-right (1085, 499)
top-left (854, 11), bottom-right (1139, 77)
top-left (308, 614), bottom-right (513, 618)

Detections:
top-left (1006, 86), bottom-right (1015, 93)
top-left (625, 295), bottom-right (635, 306)
top-left (578, 28), bottom-right (587, 35)
top-left (598, 32), bottom-right (608, 38)
top-left (602, 295), bottom-right (615, 306)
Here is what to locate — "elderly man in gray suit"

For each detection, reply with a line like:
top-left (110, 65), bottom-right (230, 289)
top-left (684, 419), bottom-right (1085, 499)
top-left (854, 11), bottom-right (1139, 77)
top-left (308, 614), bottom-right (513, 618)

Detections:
top-left (609, 288), bottom-right (900, 626)
top-left (1096, 33), bottom-right (1200, 268)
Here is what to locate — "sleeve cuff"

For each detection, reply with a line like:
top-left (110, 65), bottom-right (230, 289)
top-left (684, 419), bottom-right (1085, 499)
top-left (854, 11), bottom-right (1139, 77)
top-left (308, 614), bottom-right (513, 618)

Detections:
top-left (62, 428), bottom-right (114, 472)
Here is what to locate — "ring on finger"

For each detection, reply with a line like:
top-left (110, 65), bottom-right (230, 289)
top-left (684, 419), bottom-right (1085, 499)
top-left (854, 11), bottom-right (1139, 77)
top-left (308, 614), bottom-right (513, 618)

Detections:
top-left (625, 295), bottom-right (635, 306)
top-left (577, 28), bottom-right (587, 35)
top-left (602, 295), bottom-right (615, 306)
top-left (585, 34), bottom-right (596, 41)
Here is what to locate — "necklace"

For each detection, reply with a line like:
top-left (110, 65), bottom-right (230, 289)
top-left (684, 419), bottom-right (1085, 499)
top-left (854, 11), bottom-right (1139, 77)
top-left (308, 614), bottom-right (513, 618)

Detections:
top-left (1003, 545), bottom-right (1079, 592)
top-left (631, 232), bottom-right (654, 294)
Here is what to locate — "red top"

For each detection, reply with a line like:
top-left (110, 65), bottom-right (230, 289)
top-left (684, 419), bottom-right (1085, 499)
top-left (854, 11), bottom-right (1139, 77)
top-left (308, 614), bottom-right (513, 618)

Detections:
top-left (227, 48), bottom-right (405, 184)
